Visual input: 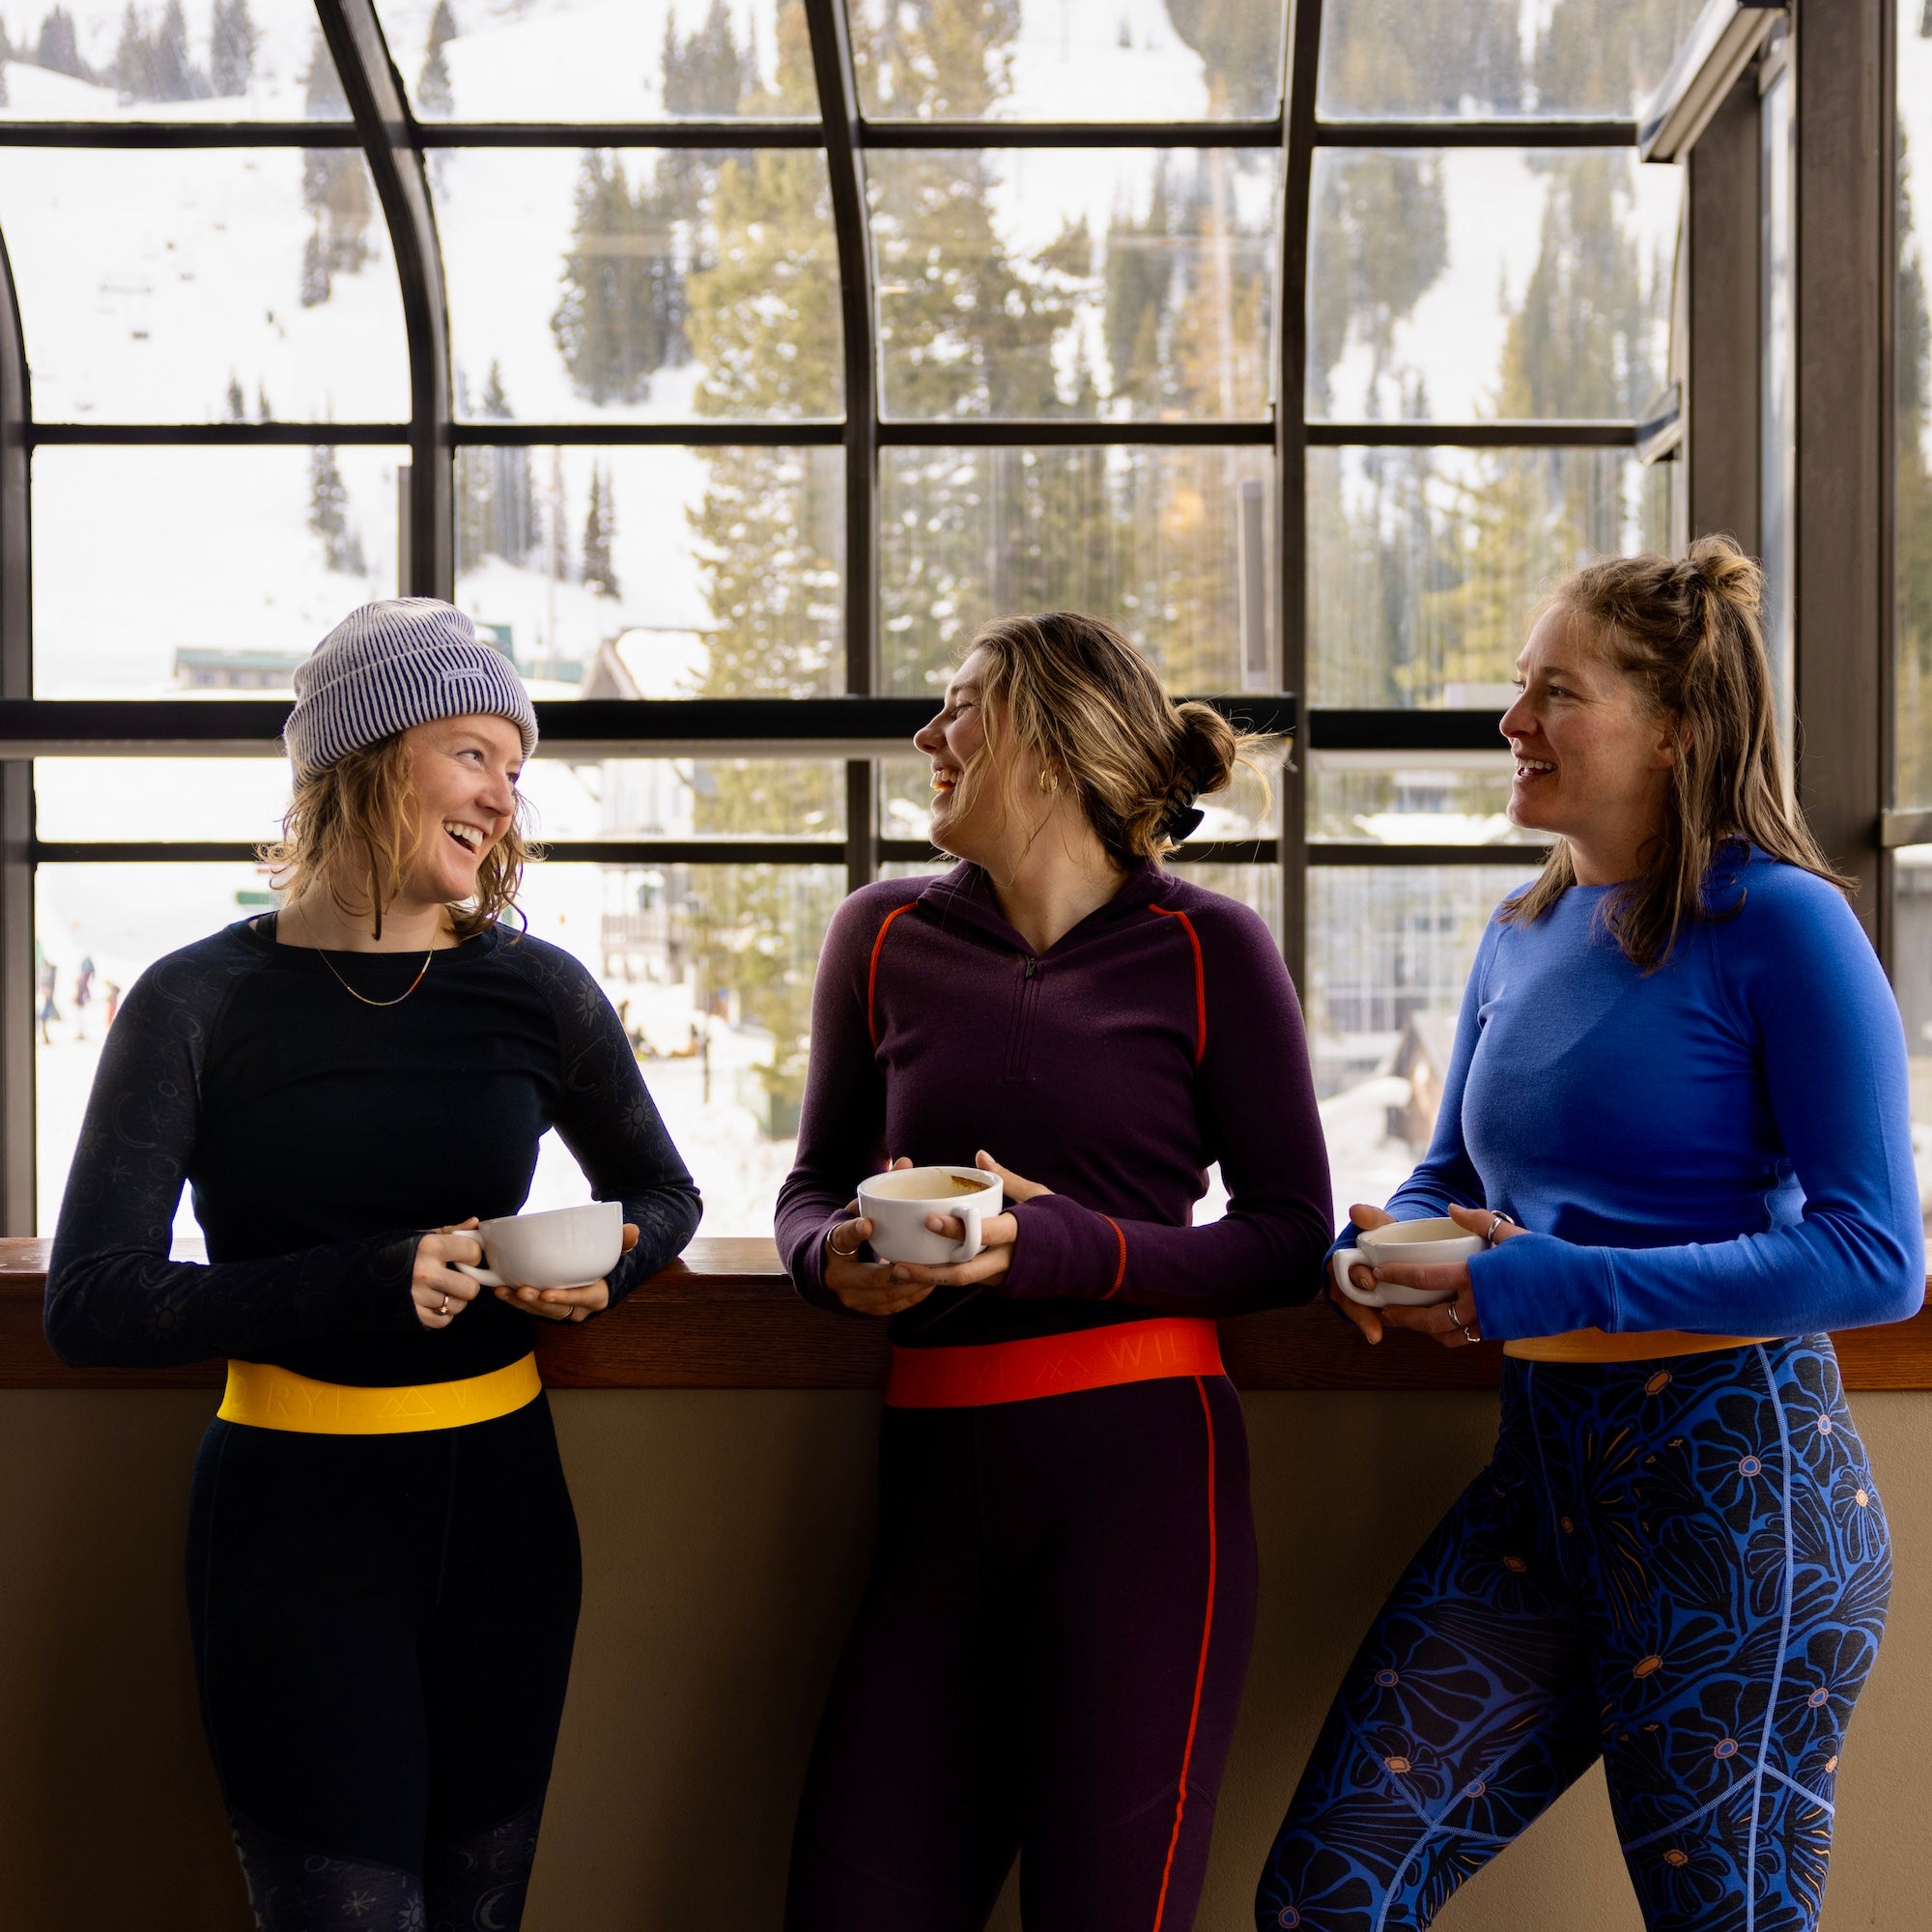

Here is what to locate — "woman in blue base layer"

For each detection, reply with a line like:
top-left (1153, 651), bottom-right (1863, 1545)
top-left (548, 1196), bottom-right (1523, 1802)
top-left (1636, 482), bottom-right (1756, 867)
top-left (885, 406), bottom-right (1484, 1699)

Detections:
top-left (1255, 536), bottom-right (1923, 1932)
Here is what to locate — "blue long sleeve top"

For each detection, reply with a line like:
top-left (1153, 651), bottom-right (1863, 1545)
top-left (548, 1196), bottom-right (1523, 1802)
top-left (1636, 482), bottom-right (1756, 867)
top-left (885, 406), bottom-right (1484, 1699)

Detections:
top-left (1370, 847), bottom-right (1924, 1343)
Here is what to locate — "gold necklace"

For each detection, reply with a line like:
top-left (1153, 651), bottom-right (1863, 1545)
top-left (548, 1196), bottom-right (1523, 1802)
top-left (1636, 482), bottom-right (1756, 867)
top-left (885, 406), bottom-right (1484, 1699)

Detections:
top-left (295, 902), bottom-right (435, 1009)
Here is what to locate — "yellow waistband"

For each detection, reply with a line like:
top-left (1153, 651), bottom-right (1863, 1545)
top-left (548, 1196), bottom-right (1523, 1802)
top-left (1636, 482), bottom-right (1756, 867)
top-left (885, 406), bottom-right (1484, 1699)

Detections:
top-left (217, 1354), bottom-right (542, 1435)
top-left (1504, 1329), bottom-right (1776, 1365)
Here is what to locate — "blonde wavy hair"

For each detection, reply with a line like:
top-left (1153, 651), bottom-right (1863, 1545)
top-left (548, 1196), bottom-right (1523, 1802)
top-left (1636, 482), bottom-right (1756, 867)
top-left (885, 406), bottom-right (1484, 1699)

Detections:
top-left (260, 730), bottom-right (538, 942)
top-left (947, 611), bottom-right (1273, 868)
top-left (1501, 533), bottom-right (1848, 969)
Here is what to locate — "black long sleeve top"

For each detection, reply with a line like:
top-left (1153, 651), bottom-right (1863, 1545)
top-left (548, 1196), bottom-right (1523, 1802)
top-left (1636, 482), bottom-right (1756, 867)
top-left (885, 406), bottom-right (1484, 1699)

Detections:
top-left (44, 916), bottom-right (702, 1384)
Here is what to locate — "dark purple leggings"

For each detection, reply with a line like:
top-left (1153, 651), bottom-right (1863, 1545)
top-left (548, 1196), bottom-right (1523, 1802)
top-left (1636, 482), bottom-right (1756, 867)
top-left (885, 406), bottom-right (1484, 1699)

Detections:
top-left (787, 1372), bottom-right (1257, 1932)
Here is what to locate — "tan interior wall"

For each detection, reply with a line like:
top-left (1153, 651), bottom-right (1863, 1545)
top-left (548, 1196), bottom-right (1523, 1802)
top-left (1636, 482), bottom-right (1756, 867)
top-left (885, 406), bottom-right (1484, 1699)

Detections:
top-left (3, 1384), bottom-right (1924, 1930)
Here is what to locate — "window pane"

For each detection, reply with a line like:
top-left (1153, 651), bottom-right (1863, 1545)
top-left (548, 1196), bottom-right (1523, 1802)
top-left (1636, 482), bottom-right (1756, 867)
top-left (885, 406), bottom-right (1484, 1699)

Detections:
top-left (0, 149), bottom-right (410, 423)
top-left (1309, 752), bottom-right (1547, 844)
top-left (1316, 0), bottom-right (1699, 121)
top-left (1308, 444), bottom-right (1670, 707)
top-left (36, 759), bottom-right (289, 842)
top-left (869, 148), bottom-right (1278, 421)
top-left (1307, 149), bottom-right (1679, 422)
top-left (881, 445), bottom-right (1274, 696)
top-left (439, 148), bottom-right (840, 424)
top-left (0, 3), bottom-right (345, 121)
top-left (1894, 848), bottom-right (1932, 1255)
top-left (522, 758), bottom-right (845, 840)
top-left (372, 0), bottom-right (813, 122)
top-left (1897, 2), bottom-right (1932, 810)
top-left (849, 0), bottom-right (1286, 120)
top-left (34, 445), bottom-right (405, 696)
top-left (1310, 864), bottom-right (1530, 1224)
top-left (456, 443), bottom-right (843, 697)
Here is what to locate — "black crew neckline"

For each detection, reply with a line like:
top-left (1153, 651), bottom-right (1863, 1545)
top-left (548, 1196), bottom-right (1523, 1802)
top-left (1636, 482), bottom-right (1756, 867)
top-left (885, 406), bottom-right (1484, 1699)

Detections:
top-left (239, 912), bottom-right (499, 964)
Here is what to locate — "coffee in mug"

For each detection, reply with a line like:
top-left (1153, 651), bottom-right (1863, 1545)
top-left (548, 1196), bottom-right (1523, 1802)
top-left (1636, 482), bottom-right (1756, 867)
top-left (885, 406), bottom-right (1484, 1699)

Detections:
top-left (857, 1165), bottom-right (1005, 1266)
top-left (454, 1200), bottom-right (624, 1291)
top-left (1329, 1215), bottom-right (1485, 1309)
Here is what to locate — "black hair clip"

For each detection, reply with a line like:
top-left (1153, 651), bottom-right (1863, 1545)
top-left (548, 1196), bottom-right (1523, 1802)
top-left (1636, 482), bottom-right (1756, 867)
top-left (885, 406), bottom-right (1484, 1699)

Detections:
top-left (1160, 801), bottom-right (1206, 843)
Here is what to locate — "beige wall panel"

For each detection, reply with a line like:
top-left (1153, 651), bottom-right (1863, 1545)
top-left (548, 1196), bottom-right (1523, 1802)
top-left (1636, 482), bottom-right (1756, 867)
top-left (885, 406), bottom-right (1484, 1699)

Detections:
top-left (1, 1384), bottom-right (1925, 1930)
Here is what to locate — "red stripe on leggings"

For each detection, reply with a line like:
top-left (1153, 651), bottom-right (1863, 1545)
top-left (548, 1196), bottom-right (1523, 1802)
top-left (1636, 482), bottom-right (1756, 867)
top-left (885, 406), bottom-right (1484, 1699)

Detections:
top-left (1099, 1214), bottom-right (1128, 1297)
top-left (1151, 1376), bottom-right (1218, 1932)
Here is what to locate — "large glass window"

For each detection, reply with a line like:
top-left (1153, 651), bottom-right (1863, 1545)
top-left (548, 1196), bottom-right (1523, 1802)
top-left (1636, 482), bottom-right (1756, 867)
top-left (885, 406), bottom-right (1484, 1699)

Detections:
top-left (0, 0), bottom-right (1812, 1248)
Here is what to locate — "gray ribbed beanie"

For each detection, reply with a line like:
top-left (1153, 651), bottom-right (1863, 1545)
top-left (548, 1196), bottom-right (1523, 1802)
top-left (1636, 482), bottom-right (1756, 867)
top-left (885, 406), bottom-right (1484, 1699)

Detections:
top-left (284, 599), bottom-right (539, 778)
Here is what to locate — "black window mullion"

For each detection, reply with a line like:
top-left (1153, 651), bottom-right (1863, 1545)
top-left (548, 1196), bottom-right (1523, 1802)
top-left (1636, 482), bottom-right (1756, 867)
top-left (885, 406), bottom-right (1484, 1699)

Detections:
top-left (804, 0), bottom-right (880, 897)
top-left (316, 0), bottom-right (453, 598)
top-left (1277, 0), bottom-right (1326, 992)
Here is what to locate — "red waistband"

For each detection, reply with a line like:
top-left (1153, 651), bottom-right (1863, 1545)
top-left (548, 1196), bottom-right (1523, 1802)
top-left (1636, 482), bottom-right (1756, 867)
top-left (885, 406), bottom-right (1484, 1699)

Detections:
top-left (885, 1317), bottom-right (1225, 1409)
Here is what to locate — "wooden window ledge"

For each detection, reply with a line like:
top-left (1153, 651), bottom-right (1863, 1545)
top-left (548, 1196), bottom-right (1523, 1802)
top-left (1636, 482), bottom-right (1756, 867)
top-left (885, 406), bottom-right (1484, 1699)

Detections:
top-left (4, 1239), bottom-right (1930, 1392)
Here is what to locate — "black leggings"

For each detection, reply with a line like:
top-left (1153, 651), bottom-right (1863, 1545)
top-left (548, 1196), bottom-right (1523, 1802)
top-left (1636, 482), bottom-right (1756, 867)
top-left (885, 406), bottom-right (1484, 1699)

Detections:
top-left (185, 1394), bottom-right (582, 1932)
top-left (787, 1373), bottom-right (1258, 1932)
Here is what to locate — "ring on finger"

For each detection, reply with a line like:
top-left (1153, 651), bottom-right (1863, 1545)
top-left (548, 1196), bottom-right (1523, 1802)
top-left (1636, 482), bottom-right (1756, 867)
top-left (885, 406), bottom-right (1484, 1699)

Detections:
top-left (1454, 1312), bottom-right (1482, 1346)
top-left (1484, 1210), bottom-right (1511, 1246)
top-left (828, 1228), bottom-right (862, 1260)
top-left (440, 1293), bottom-right (450, 1316)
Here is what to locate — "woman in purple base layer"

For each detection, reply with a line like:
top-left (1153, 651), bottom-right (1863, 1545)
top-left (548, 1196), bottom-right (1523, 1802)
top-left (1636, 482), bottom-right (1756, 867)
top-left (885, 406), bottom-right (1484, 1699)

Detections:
top-left (776, 611), bottom-right (1334, 1932)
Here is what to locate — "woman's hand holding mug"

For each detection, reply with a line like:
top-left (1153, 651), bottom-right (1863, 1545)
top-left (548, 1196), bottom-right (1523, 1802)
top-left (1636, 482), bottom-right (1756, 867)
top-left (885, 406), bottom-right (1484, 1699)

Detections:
top-left (492, 1223), bottom-right (637, 1323)
top-left (823, 1152), bottom-right (1051, 1318)
top-left (1327, 1202), bottom-right (1526, 1349)
top-left (412, 1219), bottom-right (485, 1329)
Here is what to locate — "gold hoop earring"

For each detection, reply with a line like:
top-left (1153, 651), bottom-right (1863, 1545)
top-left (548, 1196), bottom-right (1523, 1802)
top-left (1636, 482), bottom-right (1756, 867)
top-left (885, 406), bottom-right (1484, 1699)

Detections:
top-left (1037, 768), bottom-right (1059, 794)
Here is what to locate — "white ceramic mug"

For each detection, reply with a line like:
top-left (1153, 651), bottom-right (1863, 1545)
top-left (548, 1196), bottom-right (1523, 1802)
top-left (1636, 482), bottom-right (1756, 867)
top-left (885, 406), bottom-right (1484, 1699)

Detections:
top-left (856, 1165), bottom-right (1004, 1267)
top-left (454, 1200), bottom-right (624, 1291)
top-left (1330, 1215), bottom-right (1485, 1308)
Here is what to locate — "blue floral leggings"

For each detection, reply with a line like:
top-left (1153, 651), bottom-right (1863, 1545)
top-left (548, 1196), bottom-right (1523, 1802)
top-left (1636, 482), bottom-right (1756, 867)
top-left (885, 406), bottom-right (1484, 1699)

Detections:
top-left (1256, 1338), bottom-right (1889, 1932)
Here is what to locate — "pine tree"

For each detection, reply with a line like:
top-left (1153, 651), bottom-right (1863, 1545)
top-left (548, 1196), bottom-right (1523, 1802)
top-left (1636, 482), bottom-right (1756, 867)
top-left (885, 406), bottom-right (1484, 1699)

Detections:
top-left (149, 0), bottom-right (199, 99)
top-left (224, 372), bottom-right (245, 420)
top-left (582, 463), bottom-right (619, 598)
top-left (418, 0), bottom-right (455, 116)
top-left (209, 0), bottom-right (257, 98)
top-left (34, 7), bottom-right (88, 79)
top-left (298, 34), bottom-right (372, 306)
top-left (112, 4), bottom-right (147, 99)
top-left (662, 0), bottom-right (753, 113)
top-left (308, 445), bottom-right (367, 576)
top-left (256, 381), bottom-right (272, 421)
top-left (552, 151), bottom-right (684, 404)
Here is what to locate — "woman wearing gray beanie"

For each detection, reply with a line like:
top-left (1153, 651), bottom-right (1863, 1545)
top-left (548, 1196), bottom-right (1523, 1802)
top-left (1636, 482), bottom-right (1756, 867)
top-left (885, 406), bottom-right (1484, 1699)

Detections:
top-left (44, 599), bottom-right (702, 1931)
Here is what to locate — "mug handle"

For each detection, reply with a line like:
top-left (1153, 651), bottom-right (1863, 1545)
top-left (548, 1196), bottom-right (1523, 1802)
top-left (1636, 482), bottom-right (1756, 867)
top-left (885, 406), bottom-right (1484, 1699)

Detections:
top-left (1330, 1247), bottom-right (1384, 1308)
top-left (949, 1199), bottom-right (985, 1264)
top-left (454, 1263), bottom-right (507, 1289)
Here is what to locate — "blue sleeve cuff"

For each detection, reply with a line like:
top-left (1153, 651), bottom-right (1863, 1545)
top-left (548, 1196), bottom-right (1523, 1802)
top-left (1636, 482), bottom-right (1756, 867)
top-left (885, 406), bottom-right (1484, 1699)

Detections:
top-left (1468, 1234), bottom-right (1619, 1342)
